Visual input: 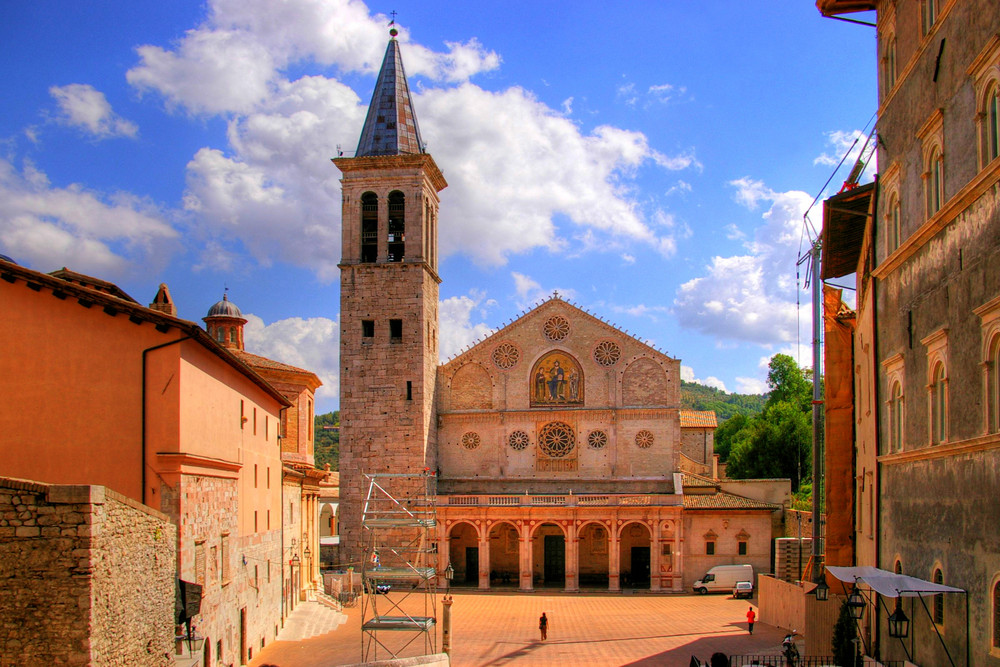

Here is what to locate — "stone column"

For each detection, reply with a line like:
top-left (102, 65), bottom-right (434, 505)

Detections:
top-left (519, 522), bottom-right (533, 592)
top-left (609, 522), bottom-right (621, 592)
top-left (651, 520), bottom-right (662, 592)
top-left (478, 529), bottom-right (490, 590)
top-left (674, 518), bottom-right (684, 593)
top-left (565, 522), bottom-right (579, 592)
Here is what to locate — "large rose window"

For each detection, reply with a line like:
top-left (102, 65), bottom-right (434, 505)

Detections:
top-left (539, 422), bottom-right (575, 458)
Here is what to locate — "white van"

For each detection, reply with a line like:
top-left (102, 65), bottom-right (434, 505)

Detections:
top-left (693, 564), bottom-right (754, 594)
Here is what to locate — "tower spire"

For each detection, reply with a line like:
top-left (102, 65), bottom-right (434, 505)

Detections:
top-left (355, 30), bottom-right (424, 157)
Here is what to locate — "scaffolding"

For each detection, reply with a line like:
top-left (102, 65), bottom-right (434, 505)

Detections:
top-left (360, 471), bottom-right (439, 662)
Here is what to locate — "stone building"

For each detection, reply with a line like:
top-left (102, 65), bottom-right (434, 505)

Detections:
top-left (0, 260), bottom-right (290, 666)
top-left (0, 477), bottom-right (176, 666)
top-left (818, 0), bottom-right (1000, 664)
top-left (203, 294), bottom-right (327, 612)
top-left (334, 33), bottom-right (780, 593)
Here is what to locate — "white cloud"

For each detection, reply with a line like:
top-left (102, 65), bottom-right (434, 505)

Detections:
top-left (612, 303), bottom-right (670, 320)
top-left (49, 84), bottom-right (137, 139)
top-left (123, 0), bottom-right (697, 279)
top-left (813, 130), bottom-right (875, 185)
top-left (510, 272), bottom-right (576, 310)
top-left (0, 159), bottom-right (176, 277)
top-left (674, 178), bottom-right (813, 347)
top-left (243, 313), bottom-right (340, 404)
top-left (439, 293), bottom-right (494, 361)
top-left (680, 365), bottom-right (727, 392)
top-left (735, 376), bottom-right (767, 395)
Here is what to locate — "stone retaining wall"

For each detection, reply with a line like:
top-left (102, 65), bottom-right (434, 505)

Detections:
top-left (0, 476), bottom-right (176, 666)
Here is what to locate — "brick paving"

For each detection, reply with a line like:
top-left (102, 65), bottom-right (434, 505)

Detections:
top-left (251, 591), bottom-right (793, 667)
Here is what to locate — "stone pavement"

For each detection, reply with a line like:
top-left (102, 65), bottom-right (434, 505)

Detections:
top-left (276, 601), bottom-right (349, 642)
top-left (251, 591), bottom-right (794, 667)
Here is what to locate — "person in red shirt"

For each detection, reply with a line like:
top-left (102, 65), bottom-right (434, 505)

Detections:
top-left (746, 607), bottom-right (756, 635)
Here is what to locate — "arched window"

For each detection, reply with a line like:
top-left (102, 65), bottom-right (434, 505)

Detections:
top-left (360, 192), bottom-right (378, 263)
top-left (933, 568), bottom-right (945, 625)
top-left (992, 579), bottom-right (1000, 649)
top-left (229, 328), bottom-right (238, 344)
top-left (926, 146), bottom-right (944, 217)
top-left (987, 83), bottom-right (1000, 165)
top-left (922, 0), bottom-right (938, 35)
top-left (888, 194), bottom-right (901, 252)
top-left (883, 34), bottom-right (897, 91)
top-left (890, 381), bottom-right (904, 452)
top-left (989, 335), bottom-right (1000, 433)
top-left (931, 362), bottom-right (947, 444)
top-left (894, 559), bottom-right (903, 575)
top-left (387, 191), bottom-right (405, 263)
top-left (215, 327), bottom-right (224, 343)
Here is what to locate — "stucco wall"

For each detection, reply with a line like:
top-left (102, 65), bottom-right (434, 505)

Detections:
top-left (0, 477), bottom-right (175, 666)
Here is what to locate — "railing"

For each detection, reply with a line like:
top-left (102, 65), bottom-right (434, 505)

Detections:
top-left (445, 494), bottom-right (679, 507)
top-left (727, 657), bottom-right (907, 667)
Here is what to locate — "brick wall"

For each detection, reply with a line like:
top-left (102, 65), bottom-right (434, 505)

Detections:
top-left (0, 477), bottom-right (175, 666)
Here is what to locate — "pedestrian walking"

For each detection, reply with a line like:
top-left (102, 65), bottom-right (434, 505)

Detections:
top-left (746, 606), bottom-right (756, 635)
top-left (539, 612), bottom-right (548, 640)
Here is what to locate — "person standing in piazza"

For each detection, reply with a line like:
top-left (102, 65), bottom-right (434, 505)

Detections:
top-left (539, 612), bottom-right (548, 640)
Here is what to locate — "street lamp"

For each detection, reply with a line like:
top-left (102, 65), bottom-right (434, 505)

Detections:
top-left (444, 562), bottom-right (454, 595)
top-left (847, 584), bottom-right (866, 619)
top-left (888, 597), bottom-right (910, 638)
top-left (441, 562), bottom-right (455, 655)
top-left (814, 579), bottom-right (830, 601)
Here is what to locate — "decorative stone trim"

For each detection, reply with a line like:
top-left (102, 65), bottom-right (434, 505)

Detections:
top-left (635, 429), bottom-right (655, 449)
top-left (543, 315), bottom-right (570, 341)
top-left (491, 342), bottom-right (520, 370)
top-left (587, 430), bottom-right (608, 449)
top-left (461, 432), bottom-right (481, 450)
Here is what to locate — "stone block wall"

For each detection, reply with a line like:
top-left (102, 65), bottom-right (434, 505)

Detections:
top-left (0, 476), bottom-right (175, 666)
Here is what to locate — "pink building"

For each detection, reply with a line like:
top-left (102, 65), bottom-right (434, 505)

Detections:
top-left (0, 259), bottom-right (289, 665)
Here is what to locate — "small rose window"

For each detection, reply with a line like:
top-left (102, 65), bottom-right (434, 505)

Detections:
top-left (462, 432), bottom-right (481, 450)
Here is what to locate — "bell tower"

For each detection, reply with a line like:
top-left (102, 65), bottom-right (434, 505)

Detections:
top-left (333, 29), bottom-right (446, 560)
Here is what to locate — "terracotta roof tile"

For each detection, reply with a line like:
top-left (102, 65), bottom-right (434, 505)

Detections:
top-left (680, 410), bottom-right (718, 428)
top-left (683, 492), bottom-right (778, 510)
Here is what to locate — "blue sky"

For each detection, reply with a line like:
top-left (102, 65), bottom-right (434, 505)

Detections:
top-left (0, 1), bottom-right (876, 413)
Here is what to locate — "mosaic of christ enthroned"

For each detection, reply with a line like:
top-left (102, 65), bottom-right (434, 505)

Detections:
top-left (530, 350), bottom-right (584, 406)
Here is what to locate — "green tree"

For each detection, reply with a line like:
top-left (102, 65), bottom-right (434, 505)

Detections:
top-left (713, 412), bottom-right (749, 462)
top-left (832, 599), bottom-right (860, 667)
top-left (766, 353), bottom-right (812, 410)
top-left (314, 410), bottom-right (340, 470)
top-left (725, 400), bottom-right (811, 489)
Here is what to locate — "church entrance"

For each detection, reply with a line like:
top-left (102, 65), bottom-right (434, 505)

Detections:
top-left (447, 521), bottom-right (479, 587)
top-left (619, 522), bottom-right (651, 589)
top-left (488, 522), bottom-right (519, 588)
top-left (532, 523), bottom-right (566, 587)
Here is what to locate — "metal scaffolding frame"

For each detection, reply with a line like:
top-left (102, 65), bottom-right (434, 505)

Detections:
top-left (360, 471), bottom-right (439, 662)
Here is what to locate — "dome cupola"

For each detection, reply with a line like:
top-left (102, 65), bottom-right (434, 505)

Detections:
top-left (203, 291), bottom-right (247, 351)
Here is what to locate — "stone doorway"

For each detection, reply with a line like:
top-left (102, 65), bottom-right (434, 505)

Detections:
top-left (619, 522), bottom-right (651, 589)
top-left (532, 523), bottom-right (566, 587)
top-left (448, 521), bottom-right (479, 587)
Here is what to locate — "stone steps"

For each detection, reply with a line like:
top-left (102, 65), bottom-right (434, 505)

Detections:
top-left (276, 600), bottom-right (348, 642)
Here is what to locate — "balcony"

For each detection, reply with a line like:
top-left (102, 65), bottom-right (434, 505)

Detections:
top-left (440, 493), bottom-right (680, 508)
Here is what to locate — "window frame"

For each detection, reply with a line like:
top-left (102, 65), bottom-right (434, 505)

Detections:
top-left (974, 295), bottom-right (1000, 434)
top-left (921, 328), bottom-right (949, 445)
top-left (968, 36), bottom-right (1000, 171)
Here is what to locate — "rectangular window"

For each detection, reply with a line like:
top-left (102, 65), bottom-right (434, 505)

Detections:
top-left (406, 381), bottom-right (412, 401)
top-left (254, 511), bottom-right (258, 533)
top-left (662, 543), bottom-right (672, 556)
top-left (706, 541), bottom-right (715, 556)
top-left (390, 319), bottom-right (402, 341)
top-left (267, 509), bottom-right (271, 531)
top-left (738, 541), bottom-right (748, 556)
top-left (221, 535), bottom-right (231, 583)
top-left (362, 320), bottom-right (374, 338)
top-left (267, 467), bottom-right (270, 489)
top-left (253, 407), bottom-right (257, 435)
top-left (195, 541), bottom-right (206, 586)
top-left (241, 400), bottom-right (245, 429)
top-left (265, 416), bottom-right (269, 441)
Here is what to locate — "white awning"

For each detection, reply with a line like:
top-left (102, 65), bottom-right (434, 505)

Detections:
top-left (827, 565), bottom-right (965, 598)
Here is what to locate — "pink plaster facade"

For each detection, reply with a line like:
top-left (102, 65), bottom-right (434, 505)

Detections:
top-left (0, 259), bottom-right (290, 665)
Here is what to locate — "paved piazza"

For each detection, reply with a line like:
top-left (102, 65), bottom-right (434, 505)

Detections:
top-left (251, 592), bottom-right (792, 667)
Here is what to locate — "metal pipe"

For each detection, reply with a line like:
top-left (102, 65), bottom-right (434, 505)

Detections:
top-left (811, 241), bottom-right (823, 584)
top-left (141, 334), bottom-right (193, 505)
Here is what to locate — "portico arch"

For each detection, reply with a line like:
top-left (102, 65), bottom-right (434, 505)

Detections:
top-left (530, 522), bottom-right (566, 587)
top-left (619, 521), bottom-right (652, 589)
top-left (577, 520), bottom-right (610, 588)
top-left (487, 521), bottom-right (520, 587)
top-left (448, 521), bottom-right (480, 585)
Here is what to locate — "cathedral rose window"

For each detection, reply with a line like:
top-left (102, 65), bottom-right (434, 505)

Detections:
top-left (539, 422), bottom-right (575, 458)
top-left (508, 430), bottom-right (530, 450)
top-left (491, 342), bottom-right (520, 370)
top-left (461, 432), bottom-right (481, 450)
top-left (587, 430), bottom-right (608, 449)
top-left (635, 430), bottom-right (654, 449)
top-left (543, 316), bottom-right (570, 341)
top-left (593, 340), bottom-right (621, 367)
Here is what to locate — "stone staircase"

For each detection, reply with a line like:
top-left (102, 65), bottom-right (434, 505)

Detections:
top-left (276, 599), bottom-right (348, 642)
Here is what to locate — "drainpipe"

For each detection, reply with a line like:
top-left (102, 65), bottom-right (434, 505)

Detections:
top-left (142, 334), bottom-right (193, 505)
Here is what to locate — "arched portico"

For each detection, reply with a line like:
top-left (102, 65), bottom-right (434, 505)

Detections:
top-left (619, 521), bottom-right (652, 590)
top-left (577, 521), bottom-right (610, 589)
top-left (487, 521), bottom-right (520, 588)
top-left (447, 521), bottom-right (480, 586)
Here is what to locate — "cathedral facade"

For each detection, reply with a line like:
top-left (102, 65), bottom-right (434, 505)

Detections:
top-left (335, 34), bottom-right (778, 593)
